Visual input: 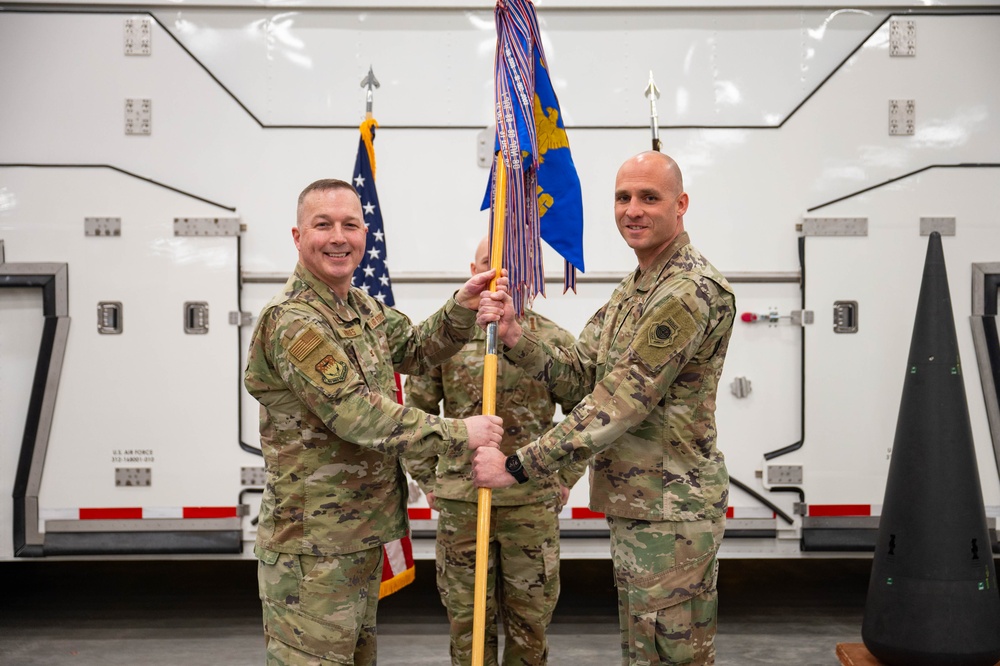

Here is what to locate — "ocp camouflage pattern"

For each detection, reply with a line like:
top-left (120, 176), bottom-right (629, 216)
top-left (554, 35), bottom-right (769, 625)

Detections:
top-left (244, 263), bottom-right (478, 556)
top-left (403, 310), bottom-right (587, 505)
top-left (505, 233), bottom-right (736, 522)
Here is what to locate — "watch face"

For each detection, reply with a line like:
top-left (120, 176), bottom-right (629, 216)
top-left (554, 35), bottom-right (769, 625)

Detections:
top-left (505, 456), bottom-right (520, 472)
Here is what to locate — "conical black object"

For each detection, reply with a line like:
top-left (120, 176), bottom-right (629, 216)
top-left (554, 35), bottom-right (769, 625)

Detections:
top-left (862, 232), bottom-right (1000, 665)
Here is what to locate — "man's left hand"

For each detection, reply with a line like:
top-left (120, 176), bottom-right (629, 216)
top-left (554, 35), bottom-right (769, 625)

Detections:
top-left (472, 447), bottom-right (516, 489)
top-left (456, 269), bottom-right (504, 310)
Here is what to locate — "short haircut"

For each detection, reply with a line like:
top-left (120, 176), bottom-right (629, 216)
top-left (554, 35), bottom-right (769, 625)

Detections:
top-left (298, 178), bottom-right (359, 206)
top-left (296, 179), bottom-right (360, 225)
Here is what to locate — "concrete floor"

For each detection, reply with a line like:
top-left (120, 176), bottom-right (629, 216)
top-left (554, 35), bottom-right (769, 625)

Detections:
top-left (0, 556), bottom-right (874, 665)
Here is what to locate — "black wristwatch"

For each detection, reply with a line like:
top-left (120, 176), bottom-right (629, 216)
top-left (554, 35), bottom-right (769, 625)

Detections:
top-left (505, 454), bottom-right (529, 484)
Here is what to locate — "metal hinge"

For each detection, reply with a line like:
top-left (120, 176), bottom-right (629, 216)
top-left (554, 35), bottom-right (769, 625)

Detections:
top-left (229, 311), bottom-right (253, 327)
top-left (791, 310), bottom-right (814, 326)
top-left (800, 217), bottom-right (868, 237)
top-left (174, 217), bottom-right (244, 237)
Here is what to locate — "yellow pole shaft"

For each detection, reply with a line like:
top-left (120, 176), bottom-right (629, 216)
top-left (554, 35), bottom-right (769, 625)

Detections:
top-left (472, 154), bottom-right (507, 666)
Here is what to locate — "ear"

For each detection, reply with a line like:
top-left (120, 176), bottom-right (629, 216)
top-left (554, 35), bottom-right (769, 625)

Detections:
top-left (676, 192), bottom-right (689, 216)
top-left (470, 262), bottom-right (477, 277)
top-left (291, 226), bottom-right (301, 250)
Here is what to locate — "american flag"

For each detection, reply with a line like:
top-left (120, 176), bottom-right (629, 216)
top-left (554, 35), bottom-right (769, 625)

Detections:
top-left (351, 119), bottom-right (394, 307)
top-left (351, 118), bottom-right (414, 599)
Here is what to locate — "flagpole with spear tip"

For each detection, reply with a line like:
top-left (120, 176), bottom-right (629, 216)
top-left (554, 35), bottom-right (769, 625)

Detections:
top-left (645, 70), bottom-right (661, 152)
top-left (472, 154), bottom-right (506, 666)
top-left (361, 65), bottom-right (379, 122)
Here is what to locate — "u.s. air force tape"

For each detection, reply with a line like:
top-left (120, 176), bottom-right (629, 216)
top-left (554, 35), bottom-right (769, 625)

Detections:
top-left (634, 299), bottom-right (697, 368)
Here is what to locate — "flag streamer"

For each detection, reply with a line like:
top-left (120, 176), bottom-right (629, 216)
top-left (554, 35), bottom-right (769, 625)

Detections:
top-left (487, 0), bottom-right (585, 314)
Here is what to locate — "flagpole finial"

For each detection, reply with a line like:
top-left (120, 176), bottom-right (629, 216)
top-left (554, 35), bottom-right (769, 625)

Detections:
top-left (644, 70), bottom-right (662, 152)
top-left (360, 66), bottom-right (380, 120)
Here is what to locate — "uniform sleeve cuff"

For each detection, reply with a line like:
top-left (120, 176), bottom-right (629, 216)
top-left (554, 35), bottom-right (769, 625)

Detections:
top-left (442, 417), bottom-right (469, 457)
top-left (444, 295), bottom-right (478, 335)
top-left (504, 329), bottom-right (539, 364)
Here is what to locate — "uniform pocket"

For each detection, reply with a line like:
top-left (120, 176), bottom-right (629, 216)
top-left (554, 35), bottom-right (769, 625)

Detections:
top-left (626, 552), bottom-right (719, 665)
top-left (258, 550), bottom-right (362, 663)
top-left (262, 597), bottom-right (357, 663)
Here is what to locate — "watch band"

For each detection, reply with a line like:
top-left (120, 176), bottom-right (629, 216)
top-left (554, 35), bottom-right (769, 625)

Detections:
top-left (505, 453), bottom-right (529, 484)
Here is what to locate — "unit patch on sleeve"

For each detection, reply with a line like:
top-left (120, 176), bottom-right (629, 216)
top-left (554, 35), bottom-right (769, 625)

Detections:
top-left (315, 355), bottom-right (349, 385)
top-left (634, 299), bottom-right (698, 369)
top-left (282, 323), bottom-right (356, 393)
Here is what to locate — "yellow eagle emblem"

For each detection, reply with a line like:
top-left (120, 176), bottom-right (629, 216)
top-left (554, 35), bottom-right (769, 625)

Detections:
top-left (533, 94), bottom-right (569, 164)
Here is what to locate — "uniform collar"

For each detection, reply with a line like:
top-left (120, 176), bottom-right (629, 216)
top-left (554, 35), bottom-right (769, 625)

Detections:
top-left (633, 231), bottom-right (690, 294)
top-left (293, 263), bottom-right (364, 324)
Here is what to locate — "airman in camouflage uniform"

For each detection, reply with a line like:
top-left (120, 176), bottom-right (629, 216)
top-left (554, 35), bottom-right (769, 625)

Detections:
top-left (403, 237), bottom-right (587, 665)
top-left (473, 152), bottom-right (736, 665)
top-left (244, 179), bottom-right (504, 666)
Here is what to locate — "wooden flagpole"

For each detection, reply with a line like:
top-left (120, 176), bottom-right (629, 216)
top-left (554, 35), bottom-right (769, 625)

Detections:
top-left (472, 152), bottom-right (507, 666)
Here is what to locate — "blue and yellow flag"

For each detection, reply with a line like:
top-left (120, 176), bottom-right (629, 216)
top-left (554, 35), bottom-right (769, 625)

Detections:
top-left (484, 0), bottom-right (584, 313)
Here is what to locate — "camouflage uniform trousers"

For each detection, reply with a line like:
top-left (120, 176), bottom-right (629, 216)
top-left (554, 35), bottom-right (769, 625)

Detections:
top-left (607, 516), bottom-right (726, 666)
top-left (256, 544), bottom-right (383, 666)
top-left (435, 496), bottom-right (562, 666)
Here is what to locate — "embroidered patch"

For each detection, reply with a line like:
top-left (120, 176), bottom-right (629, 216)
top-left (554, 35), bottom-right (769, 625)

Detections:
top-left (315, 355), bottom-right (348, 385)
top-left (527, 315), bottom-right (538, 332)
top-left (647, 319), bottom-right (679, 348)
top-left (634, 300), bottom-right (697, 369)
top-left (340, 324), bottom-right (362, 338)
top-left (288, 328), bottom-right (322, 361)
top-left (367, 312), bottom-right (386, 329)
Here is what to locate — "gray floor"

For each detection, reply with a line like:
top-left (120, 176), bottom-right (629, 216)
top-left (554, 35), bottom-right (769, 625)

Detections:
top-left (0, 557), bottom-right (872, 665)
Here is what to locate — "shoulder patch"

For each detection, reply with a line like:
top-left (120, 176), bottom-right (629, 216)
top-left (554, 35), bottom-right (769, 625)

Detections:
top-left (288, 328), bottom-right (322, 361)
top-left (315, 355), bottom-right (349, 385)
top-left (633, 299), bottom-right (698, 369)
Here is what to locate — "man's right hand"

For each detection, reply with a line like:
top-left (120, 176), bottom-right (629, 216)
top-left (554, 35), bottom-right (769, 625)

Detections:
top-left (476, 275), bottom-right (522, 348)
top-left (464, 414), bottom-right (503, 449)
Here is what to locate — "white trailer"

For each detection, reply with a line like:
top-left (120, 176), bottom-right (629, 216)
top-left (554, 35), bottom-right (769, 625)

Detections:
top-left (1, 0), bottom-right (998, 561)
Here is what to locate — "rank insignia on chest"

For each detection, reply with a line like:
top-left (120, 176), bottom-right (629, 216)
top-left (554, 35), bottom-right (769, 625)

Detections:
top-left (315, 355), bottom-right (348, 385)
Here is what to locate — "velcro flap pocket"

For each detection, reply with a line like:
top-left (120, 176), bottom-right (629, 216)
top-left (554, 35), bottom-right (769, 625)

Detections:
top-left (262, 598), bottom-right (356, 663)
top-left (254, 544), bottom-right (280, 565)
top-left (627, 550), bottom-right (718, 614)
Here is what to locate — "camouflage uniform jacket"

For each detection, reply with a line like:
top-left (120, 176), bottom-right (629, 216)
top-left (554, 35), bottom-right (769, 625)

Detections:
top-left (403, 310), bottom-right (587, 506)
top-left (244, 263), bottom-right (478, 556)
top-left (506, 233), bottom-right (735, 522)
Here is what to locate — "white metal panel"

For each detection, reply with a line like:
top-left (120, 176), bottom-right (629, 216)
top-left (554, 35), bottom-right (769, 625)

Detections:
top-left (2, 7), bottom-right (999, 558)
top-left (15, 1), bottom-right (1000, 9)
top-left (803, 167), bottom-right (1000, 509)
top-left (0, 167), bottom-right (244, 517)
top-left (153, 7), bottom-right (884, 127)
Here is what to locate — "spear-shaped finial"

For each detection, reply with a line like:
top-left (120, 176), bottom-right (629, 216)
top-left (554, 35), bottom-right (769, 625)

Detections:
top-left (360, 66), bottom-right (380, 120)
top-left (644, 70), bottom-right (661, 152)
